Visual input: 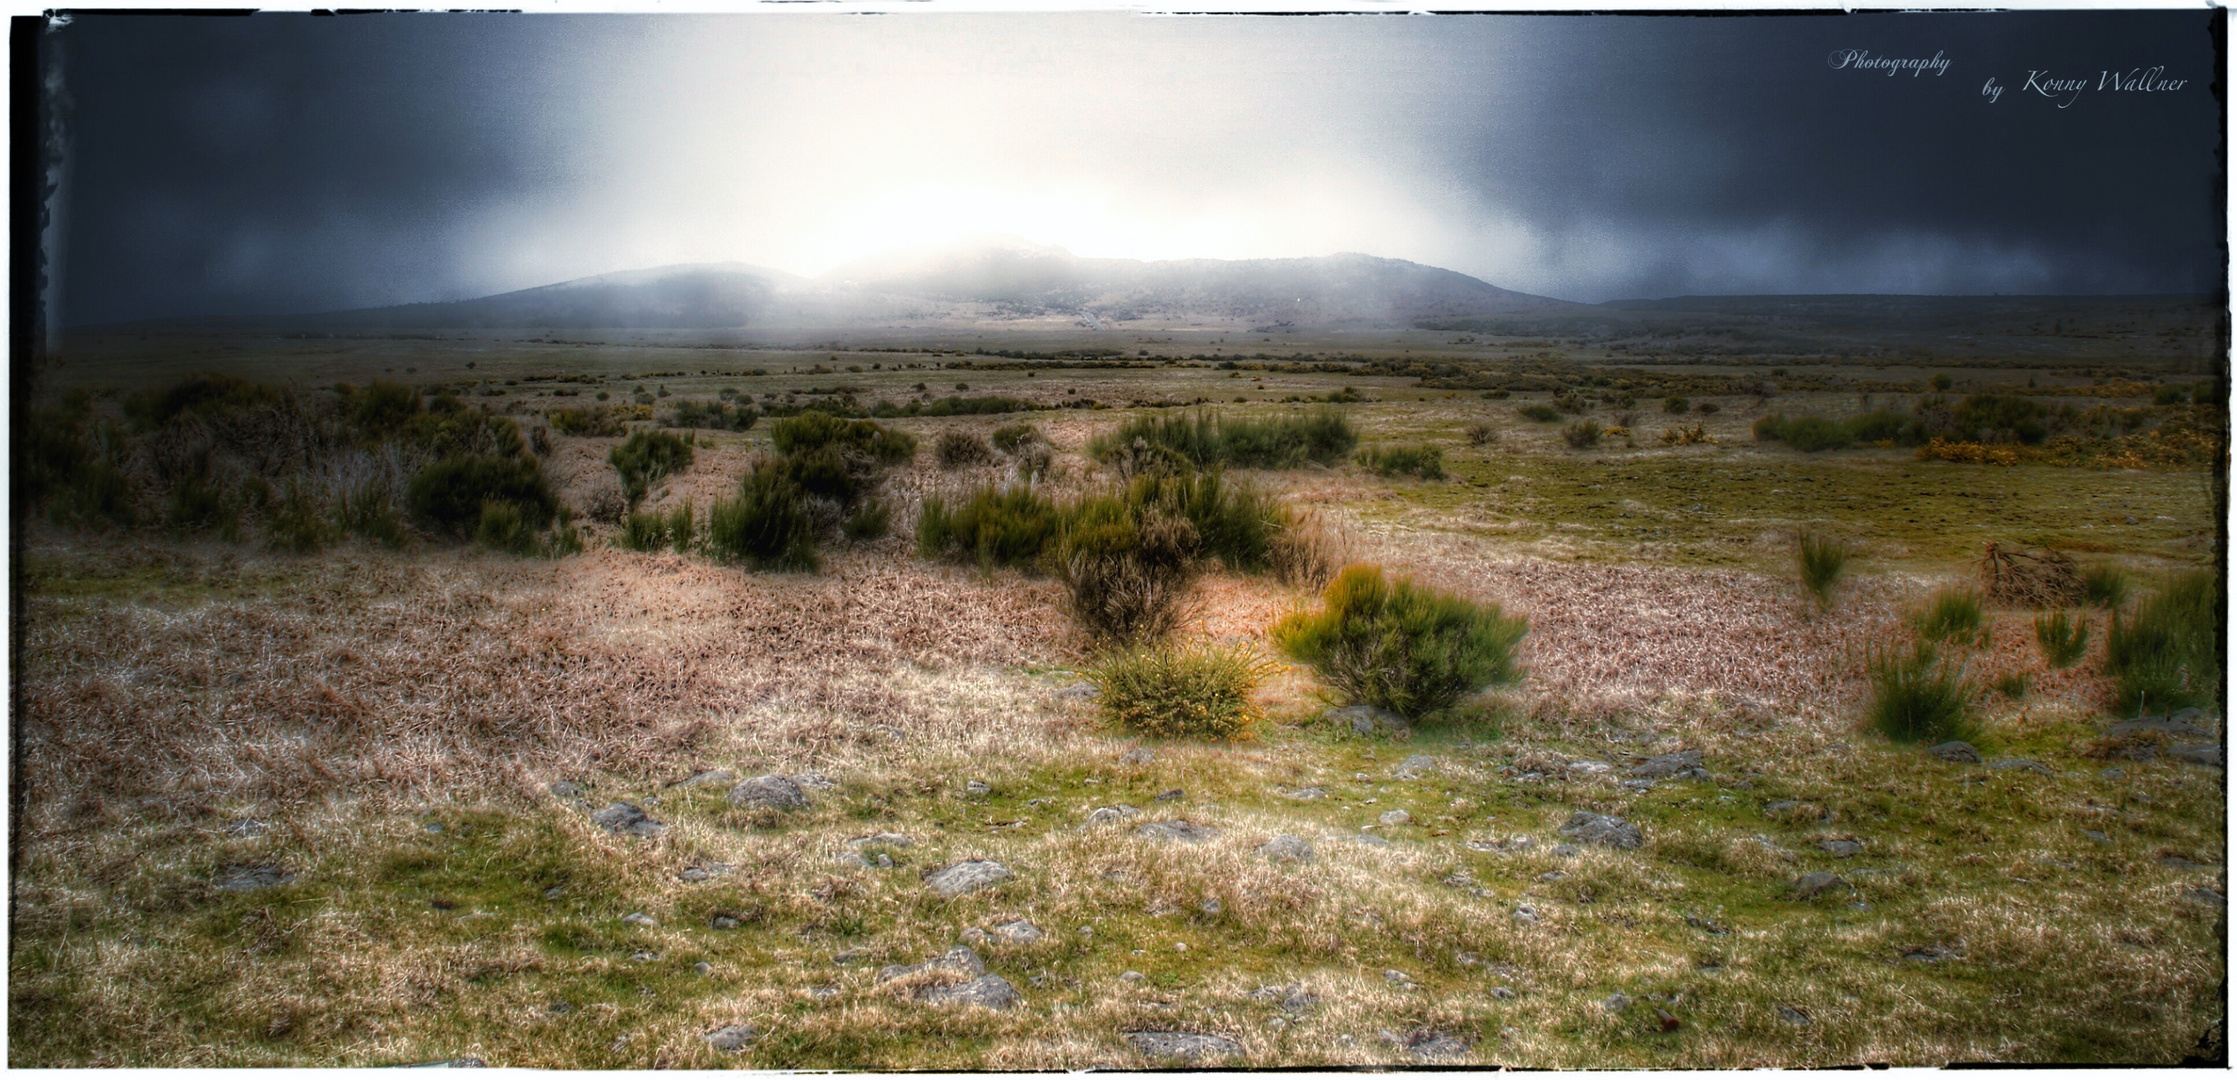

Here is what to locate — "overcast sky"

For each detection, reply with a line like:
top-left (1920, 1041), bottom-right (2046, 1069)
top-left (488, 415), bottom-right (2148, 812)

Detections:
top-left (48, 9), bottom-right (2224, 325)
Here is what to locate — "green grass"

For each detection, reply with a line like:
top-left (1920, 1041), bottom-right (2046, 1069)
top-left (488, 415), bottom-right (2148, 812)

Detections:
top-left (2033, 610), bottom-right (2091, 669)
top-left (1796, 532), bottom-right (1850, 607)
top-left (1357, 444), bottom-right (1447, 479)
top-left (707, 463), bottom-right (819, 572)
top-left (2103, 570), bottom-right (2222, 715)
top-left (1272, 564), bottom-right (1528, 719)
top-left (1911, 589), bottom-right (1988, 648)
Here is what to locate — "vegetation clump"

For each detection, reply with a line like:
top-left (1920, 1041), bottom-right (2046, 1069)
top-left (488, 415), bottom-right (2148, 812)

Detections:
top-left (608, 430), bottom-right (694, 508)
top-left (1797, 531), bottom-right (1850, 607)
top-left (1560, 420), bottom-right (1601, 449)
top-left (1864, 642), bottom-right (1979, 745)
top-left (1051, 479), bottom-right (1206, 645)
top-left (935, 430), bottom-right (999, 469)
top-left (1088, 644), bottom-right (1269, 740)
top-left (2034, 610), bottom-right (2091, 669)
top-left (1518, 404), bottom-right (1561, 423)
top-left (665, 398), bottom-right (759, 432)
top-left (916, 486), bottom-right (1062, 571)
top-left (706, 461), bottom-right (819, 572)
top-left (1088, 410), bottom-right (1355, 470)
top-left (1358, 444), bottom-right (1446, 479)
top-left (1271, 564), bottom-right (1527, 719)
top-left (1911, 588), bottom-right (1988, 648)
top-left (2103, 570), bottom-right (2221, 715)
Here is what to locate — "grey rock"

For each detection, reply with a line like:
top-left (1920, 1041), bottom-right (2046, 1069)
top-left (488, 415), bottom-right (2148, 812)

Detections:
top-left (925, 859), bottom-right (1013, 898)
top-left (1512, 902), bottom-right (1540, 924)
top-left (2182, 886), bottom-right (2227, 906)
top-left (1604, 993), bottom-right (1632, 1013)
top-left (1394, 754), bottom-right (1438, 779)
top-left (1085, 805), bottom-right (1141, 827)
top-left (1154, 789), bottom-right (1185, 803)
top-left (877, 945), bottom-right (986, 983)
top-left (672, 768), bottom-right (737, 788)
top-left (678, 863), bottom-right (735, 883)
top-left (1378, 809), bottom-right (1412, 826)
top-left (709, 913), bottom-right (741, 930)
top-left (1777, 1006), bottom-right (1811, 1027)
top-left (791, 772), bottom-right (837, 791)
top-left (1350, 832), bottom-right (1395, 848)
top-left (590, 802), bottom-right (668, 837)
top-left (1490, 986), bottom-right (1516, 1000)
top-left (1537, 871), bottom-right (1567, 882)
top-left (728, 774), bottom-right (810, 810)
top-left (2107, 717), bottom-right (2217, 740)
top-left (916, 974), bottom-right (1021, 1009)
top-left (1383, 968), bottom-right (1414, 984)
top-left (2171, 744), bottom-right (2225, 767)
top-left (1818, 839), bottom-right (1864, 858)
top-left (548, 780), bottom-right (587, 800)
top-left (1566, 760), bottom-right (1614, 776)
top-left (704, 1024), bottom-right (757, 1053)
top-left (1764, 800), bottom-right (1799, 815)
top-left (1118, 746), bottom-right (1155, 765)
top-left (1057, 682), bottom-right (1100, 702)
top-left (1281, 786), bottom-right (1327, 801)
top-left (216, 864), bottom-right (293, 891)
top-left (1630, 750), bottom-right (1704, 779)
top-left (1135, 820), bottom-right (1220, 843)
top-left (992, 919), bottom-right (1045, 943)
top-left (965, 780), bottom-right (992, 796)
top-left (1124, 1031), bottom-right (1244, 1063)
top-left (1120, 970), bottom-right (1146, 983)
top-left (1551, 843), bottom-right (1582, 858)
top-left (1259, 834), bottom-right (1314, 862)
top-left (1328, 703), bottom-right (1410, 736)
top-left (1199, 897), bottom-right (1223, 915)
top-left (1620, 778), bottom-right (1657, 793)
top-left (1252, 983), bottom-right (1320, 1013)
top-left (622, 911), bottom-right (657, 927)
top-left (1902, 944), bottom-right (1960, 963)
top-left (834, 851), bottom-right (872, 869)
top-left (1987, 759), bottom-right (2051, 775)
top-left (848, 832), bottom-right (915, 848)
top-left (1405, 1029), bottom-right (1470, 1060)
top-left (1557, 810), bottom-right (1643, 849)
top-left (693, 962), bottom-right (713, 976)
top-left (2084, 830), bottom-right (2113, 844)
top-left (630, 950), bottom-right (657, 962)
top-left (2100, 767), bottom-right (2127, 781)
top-left (1928, 741), bottom-right (1983, 764)
top-left (1794, 872), bottom-right (1850, 899)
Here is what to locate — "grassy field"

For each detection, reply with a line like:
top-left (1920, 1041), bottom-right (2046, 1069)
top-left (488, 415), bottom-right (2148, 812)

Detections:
top-left (10, 334), bottom-right (2226, 1067)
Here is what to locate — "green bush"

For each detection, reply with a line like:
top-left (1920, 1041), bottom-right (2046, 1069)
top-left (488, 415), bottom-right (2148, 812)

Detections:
top-left (2103, 570), bottom-right (2221, 715)
top-left (408, 455), bottom-right (557, 538)
top-left (1864, 642), bottom-right (1979, 745)
top-left (1088, 410), bottom-right (1355, 470)
top-left (548, 405), bottom-right (630, 437)
top-left (335, 479), bottom-right (407, 549)
top-left (1358, 444), bottom-right (1446, 479)
top-left (769, 410), bottom-right (915, 466)
top-left (1518, 404), bottom-right (1561, 423)
top-left (125, 373), bottom-right (282, 431)
top-left (1052, 495), bottom-right (1201, 646)
top-left (665, 499), bottom-right (697, 551)
top-left (621, 510), bottom-right (669, 552)
top-left (1912, 588), bottom-right (1988, 648)
top-left (936, 430), bottom-right (999, 469)
top-left (843, 500), bottom-right (892, 542)
top-left (348, 380), bottom-right (424, 436)
top-left (267, 479), bottom-right (331, 554)
top-left (916, 486), bottom-right (1061, 570)
top-left (706, 462), bottom-right (819, 572)
top-left (1560, 421), bottom-right (1601, 450)
top-left (1271, 564), bottom-right (1528, 719)
top-left (990, 423), bottom-right (1041, 454)
top-left (1664, 396), bottom-right (1690, 414)
top-left (164, 475), bottom-right (231, 538)
top-left (1753, 414), bottom-right (1852, 452)
top-left (1797, 532), bottom-right (1850, 606)
top-left (475, 499), bottom-right (543, 556)
top-left (2034, 609), bottom-right (2090, 669)
top-left (1088, 644), bottom-right (1269, 740)
top-left (2082, 564), bottom-right (2130, 609)
top-left (666, 399), bottom-right (758, 431)
top-left (609, 430), bottom-right (695, 508)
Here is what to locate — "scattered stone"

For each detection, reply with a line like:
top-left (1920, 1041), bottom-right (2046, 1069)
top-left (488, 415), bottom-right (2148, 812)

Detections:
top-left (1988, 758), bottom-right (2051, 775)
top-left (1117, 746), bottom-right (1155, 766)
top-left (1154, 789), bottom-right (1185, 803)
top-left (1511, 902), bottom-right (1540, 924)
top-left (1630, 750), bottom-right (1704, 779)
top-left (1763, 800), bottom-right (1799, 815)
top-left (2171, 744), bottom-right (2225, 767)
top-left (834, 851), bottom-right (872, 869)
top-left (1818, 839), bottom-right (1864, 858)
top-left (925, 859), bottom-right (1013, 898)
top-left (917, 974), bottom-right (1021, 1009)
top-left (727, 774), bottom-right (810, 811)
top-left (1567, 760), bottom-right (1614, 776)
top-left (791, 772), bottom-right (837, 791)
top-left (1620, 779), bottom-right (1657, 793)
top-left (809, 986), bottom-right (839, 999)
top-left (1902, 944), bottom-right (1959, 963)
top-left (677, 863), bottom-right (735, 883)
top-left (2085, 830), bottom-right (2113, 845)
top-left (693, 962), bottom-right (713, 976)
top-left (1686, 914), bottom-right (1730, 935)
top-left (1394, 754), bottom-right (1438, 779)
top-left (1135, 820), bottom-right (1219, 843)
top-left (1405, 1029), bottom-right (1470, 1060)
top-left (1120, 970), bottom-right (1146, 983)
top-left (1085, 805), bottom-right (1142, 827)
top-left (2182, 886), bottom-right (2227, 906)
top-left (1383, 969), bottom-right (1414, 985)
top-left (877, 945), bottom-right (986, 983)
top-left (1199, 897), bottom-right (1223, 915)
top-left (672, 768), bottom-right (737, 788)
top-left (1538, 871), bottom-right (1567, 882)
top-left (704, 1024), bottom-right (757, 1053)
top-left (992, 919), bottom-right (1045, 943)
top-left (1604, 993), bottom-right (1633, 1013)
top-left (1252, 984), bottom-right (1319, 1013)
top-left (1329, 703), bottom-right (1410, 736)
top-left (2107, 716), bottom-right (2218, 740)
top-left (548, 780), bottom-right (586, 800)
top-left (1928, 741), bottom-right (1983, 764)
top-left (1124, 1032), bottom-right (1244, 1063)
top-left (1552, 843), bottom-right (1582, 858)
top-left (2162, 855), bottom-right (2204, 870)
top-left (1281, 786), bottom-right (1327, 801)
top-left (709, 914), bottom-right (741, 930)
top-left (965, 780), bottom-right (992, 796)
top-left (622, 911), bottom-right (657, 927)
top-left (629, 950), bottom-right (657, 962)
top-left (1558, 810), bottom-right (1643, 849)
top-left (1259, 834), bottom-right (1314, 862)
top-left (1057, 682), bottom-right (1099, 702)
top-left (216, 864), bottom-right (293, 892)
top-left (2100, 767), bottom-right (2127, 782)
top-left (1794, 872), bottom-right (1851, 900)
top-left (1378, 809), bottom-right (1412, 826)
top-left (590, 802), bottom-right (667, 837)
top-left (1777, 1006), bottom-right (1811, 1027)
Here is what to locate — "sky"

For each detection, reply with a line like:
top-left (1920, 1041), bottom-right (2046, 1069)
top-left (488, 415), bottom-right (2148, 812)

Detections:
top-left (46, 9), bottom-right (2227, 326)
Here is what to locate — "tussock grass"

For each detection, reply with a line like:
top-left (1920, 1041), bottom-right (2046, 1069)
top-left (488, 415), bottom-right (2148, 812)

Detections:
top-left (707, 462), bottom-right (819, 571)
top-left (915, 486), bottom-right (1061, 571)
top-left (1088, 643), bottom-right (1270, 740)
top-left (1863, 642), bottom-right (1979, 745)
top-left (1357, 444), bottom-right (1446, 480)
top-left (2103, 570), bottom-right (2222, 715)
top-left (1911, 588), bottom-right (1988, 648)
top-left (2082, 564), bottom-right (2131, 610)
top-left (1272, 564), bottom-right (1527, 719)
top-left (1796, 532), bottom-right (1849, 607)
top-left (2033, 610), bottom-right (2090, 669)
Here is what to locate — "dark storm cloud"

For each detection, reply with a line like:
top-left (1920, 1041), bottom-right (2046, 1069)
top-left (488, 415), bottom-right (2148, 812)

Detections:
top-left (47, 9), bottom-right (2225, 325)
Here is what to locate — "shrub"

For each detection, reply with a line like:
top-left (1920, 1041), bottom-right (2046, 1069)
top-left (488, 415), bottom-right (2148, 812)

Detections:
top-left (621, 510), bottom-right (669, 552)
top-left (548, 405), bottom-right (630, 437)
top-left (666, 398), bottom-right (758, 431)
top-left (126, 372), bottom-right (282, 431)
top-left (1267, 507), bottom-right (1344, 591)
top-left (408, 455), bottom-right (557, 538)
top-left (1753, 414), bottom-right (1852, 452)
top-left (268, 479), bottom-right (331, 554)
top-left (1464, 422), bottom-right (1497, 446)
top-left (1088, 410), bottom-right (1355, 470)
top-left (769, 410), bottom-right (915, 466)
top-left (2103, 570), bottom-right (2221, 715)
top-left (1912, 588), bottom-right (1988, 648)
top-left (665, 499), bottom-right (697, 552)
top-left (990, 423), bottom-right (1041, 454)
top-left (1560, 421), bottom-right (1601, 449)
top-left (1696, 402), bottom-right (1721, 415)
top-left (1052, 497), bottom-right (1201, 646)
top-left (1797, 532), bottom-right (1850, 606)
top-left (1664, 396), bottom-right (1690, 414)
top-left (916, 485), bottom-right (1061, 570)
top-left (164, 475), bottom-right (231, 538)
top-left (936, 430), bottom-right (999, 469)
top-left (1087, 644), bottom-right (1270, 740)
top-left (335, 479), bottom-right (407, 549)
top-left (475, 499), bottom-right (543, 556)
top-left (1864, 642), bottom-right (1979, 745)
top-left (609, 429), bottom-right (695, 507)
top-left (1518, 404), bottom-right (1560, 422)
top-left (1661, 422), bottom-right (1710, 446)
top-left (706, 462), bottom-right (819, 572)
top-left (1358, 444), bottom-right (1446, 479)
top-left (843, 501), bottom-right (892, 542)
top-left (2082, 564), bottom-right (2130, 609)
top-left (2034, 610), bottom-right (2089, 669)
top-left (1844, 411), bottom-right (1909, 444)
top-left (1271, 564), bottom-right (1528, 719)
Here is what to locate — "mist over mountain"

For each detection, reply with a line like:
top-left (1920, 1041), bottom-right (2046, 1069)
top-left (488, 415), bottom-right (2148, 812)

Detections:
top-left (242, 236), bottom-right (1582, 332)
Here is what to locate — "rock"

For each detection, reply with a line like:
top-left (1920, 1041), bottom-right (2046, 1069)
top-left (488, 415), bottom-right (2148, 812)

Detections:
top-left (1764, 800), bottom-right (1798, 815)
top-left (1378, 809), bottom-right (1412, 827)
top-left (1383, 969), bottom-right (1414, 985)
top-left (709, 913), bottom-right (741, 930)
top-left (1123, 1032), bottom-right (1244, 1063)
top-left (1405, 1029), bottom-right (1470, 1060)
top-left (1620, 779), bottom-right (1657, 793)
top-left (398, 1058), bottom-right (488, 1068)
top-left (1135, 820), bottom-right (1219, 843)
top-left (704, 1024), bottom-right (757, 1053)
top-left (791, 772), bottom-right (837, 791)
top-left (2085, 830), bottom-right (2113, 844)
top-left (1085, 805), bottom-right (1141, 827)
top-left (1988, 758), bottom-right (2051, 775)
top-left (728, 774), bottom-right (810, 810)
top-left (992, 919), bottom-right (1045, 943)
top-left (678, 863), bottom-right (735, 883)
top-left (1794, 872), bottom-right (1850, 899)
top-left (1902, 944), bottom-right (1960, 963)
top-left (1777, 1006), bottom-right (1811, 1027)
top-left (1604, 993), bottom-right (1632, 1013)
top-left (916, 974), bottom-right (1021, 1009)
top-left (1154, 789), bottom-right (1185, 803)
top-left (848, 832), bottom-right (914, 848)
top-left (215, 864), bottom-right (293, 891)
top-left (1489, 986), bottom-right (1516, 1000)
top-left (1818, 840), bottom-right (1864, 858)
top-left (1928, 741), bottom-right (1983, 764)
top-left (1537, 871), bottom-right (1567, 882)
top-left (2107, 716), bottom-right (2217, 740)
top-left (1118, 746), bottom-right (1155, 765)
top-left (590, 802), bottom-right (667, 837)
top-left (1567, 760), bottom-right (1614, 776)
top-left (1512, 902), bottom-right (1540, 924)
top-left (1686, 914), bottom-right (1729, 935)
top-left (965, 780), bottom-right (992, 796)
top-left (2182, 886), bottom-right (2227, 906)
top-left (925, 859), bottom-right (1013, 898)
top-left (2100, 767), bottom-right (2127, 781)
top-left (1120, 970), bottom-right (1146, 983)
top-left (1629, 750), bottom-right (1703, 779)
top-left (693, 962), bottom-right (713, 976)
top-left (1557, 810), bottom-right (1643, 849)
top-left (2171, 744), bottom-right (2225, 767)
top-left (877, 945), bottom-right (986, 983)
top-left (1393, 754), bottom-right (1438, 779)
top-left (1057, 683), bottom-right (1099, 702)
top-left (1259, 834), bottom-right (1314, 862)
top-left (1199, 897), bottom-right (1222, 915)
top-left (1551, 843), bottom-right (1581, 858)
top-left (548, 780), bottom-right (586, 799)
top-left (622, 911), bottom-right (657, 927)
top-left (834, 851), bottom-right (872, 869)
top-left (1251, 984), bottom-right (1319, 1013)
top-left (672, 768), bottom-right (736, 788)
top-left (1281, 786), bottom-right (1327, 800)
top-left (1328, 703), bottom-right (1409, 736)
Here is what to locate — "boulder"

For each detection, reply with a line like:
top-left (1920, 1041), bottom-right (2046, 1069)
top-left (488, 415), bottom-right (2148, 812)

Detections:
top-left (1557, 810), bottom-right (1643, 849)
top-left (924, 859), bottom-right (1013, 898)
top-left (1085, 805), bottom-right (1141, 827)
top-left (1327, 703), bottom-right (1409, 736)
top-left (2171, 744), bottom-right (2225, 767)
top-left (1135, 820), bottom-right (1220, 843)
top-left (1393, 754), bottom-right (1438, 779)
top-left (672, 768), bottom-right (737, 788)
top-left (876, 945), bottom-right (985, 983)
top-left (1259, 834), bottom-right (1314, 862)
top-left (1124, 1032), bottom-right (1244, 1063)
top-left (1794, 871), bottom-right (1851, 899)
top-left (1927, 741), bottom-right (1982, 764)
top-left (727, 774), bottom-right (810, 810)
top-left (216, 864), bottom-right (293, 891)
top-left (991, 919), bottom-right (1045, 944)
top-left (1987, 758), bottom-right (2051, 775)
top-left (1818, 839), bottom-right (1864, 858)
top-left (704, 1024), bottom-right (757, 1053)
top-left (916, 974), bottom-right (1021, 1009)
top-left (591, 802), bottom-right (667, 837)
top-left (1629, 750), bottom-right (1704, 779)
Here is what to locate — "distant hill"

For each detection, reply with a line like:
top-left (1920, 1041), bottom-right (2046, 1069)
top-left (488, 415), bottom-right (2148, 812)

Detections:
top-left (228, 235), bottom-right (1582, 332)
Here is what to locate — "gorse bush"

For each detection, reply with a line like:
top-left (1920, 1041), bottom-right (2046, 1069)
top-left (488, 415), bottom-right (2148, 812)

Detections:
top-left (1911, 588), bottom-right (1988, 648)
top-left (842, 500), bottom-right (892, 542)
top-left (1864, 642), bottom-right (1979, 745)
top-left (1053, 496), bottom-right (1201, 646)
top-left (935, 430), bottom-right (999, 469)
top-left (1797, 532), bottom-right (1850, 607)
top-left (989, 423), bottom-right (1041, 454)
top-left (1358, 444), bottom-right (1446, 479)
top-left (407, 455), bottom-right (557, 539)
top-left (916, 486), bottom-right (1062, 571)
top-left (547, 405), bottom-right (631, 437)
top-left (769, 410), bottom-right (916, 466)
top-left (2082, 564), bottom-right (2130, 609)
top-left (665, 398), bottom-right (759, 432)
top-left (1271, 564), bottom-right (1528, 719)
top-left (1088, 644), bottom-right (1270, 741)
top-left (2034, 609), bottom-right (2090, 669)
top-left (621, 510), bottom-right (669, 552)
top-left (1753, 414), bottom-right (1852, 452)
top-left (706, 461), bottom-right (819, 572)
top-left (1560, 421), bottom-right (1601, 449)
top-left (2103, 570), bottom-right (2221, 715)
top-left (609, 429), bottom-right (695, 508)
top-left (1518, 404), bottom-right (1561, 423)
top-left (1088, 410), bottom-right (1355, 469)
